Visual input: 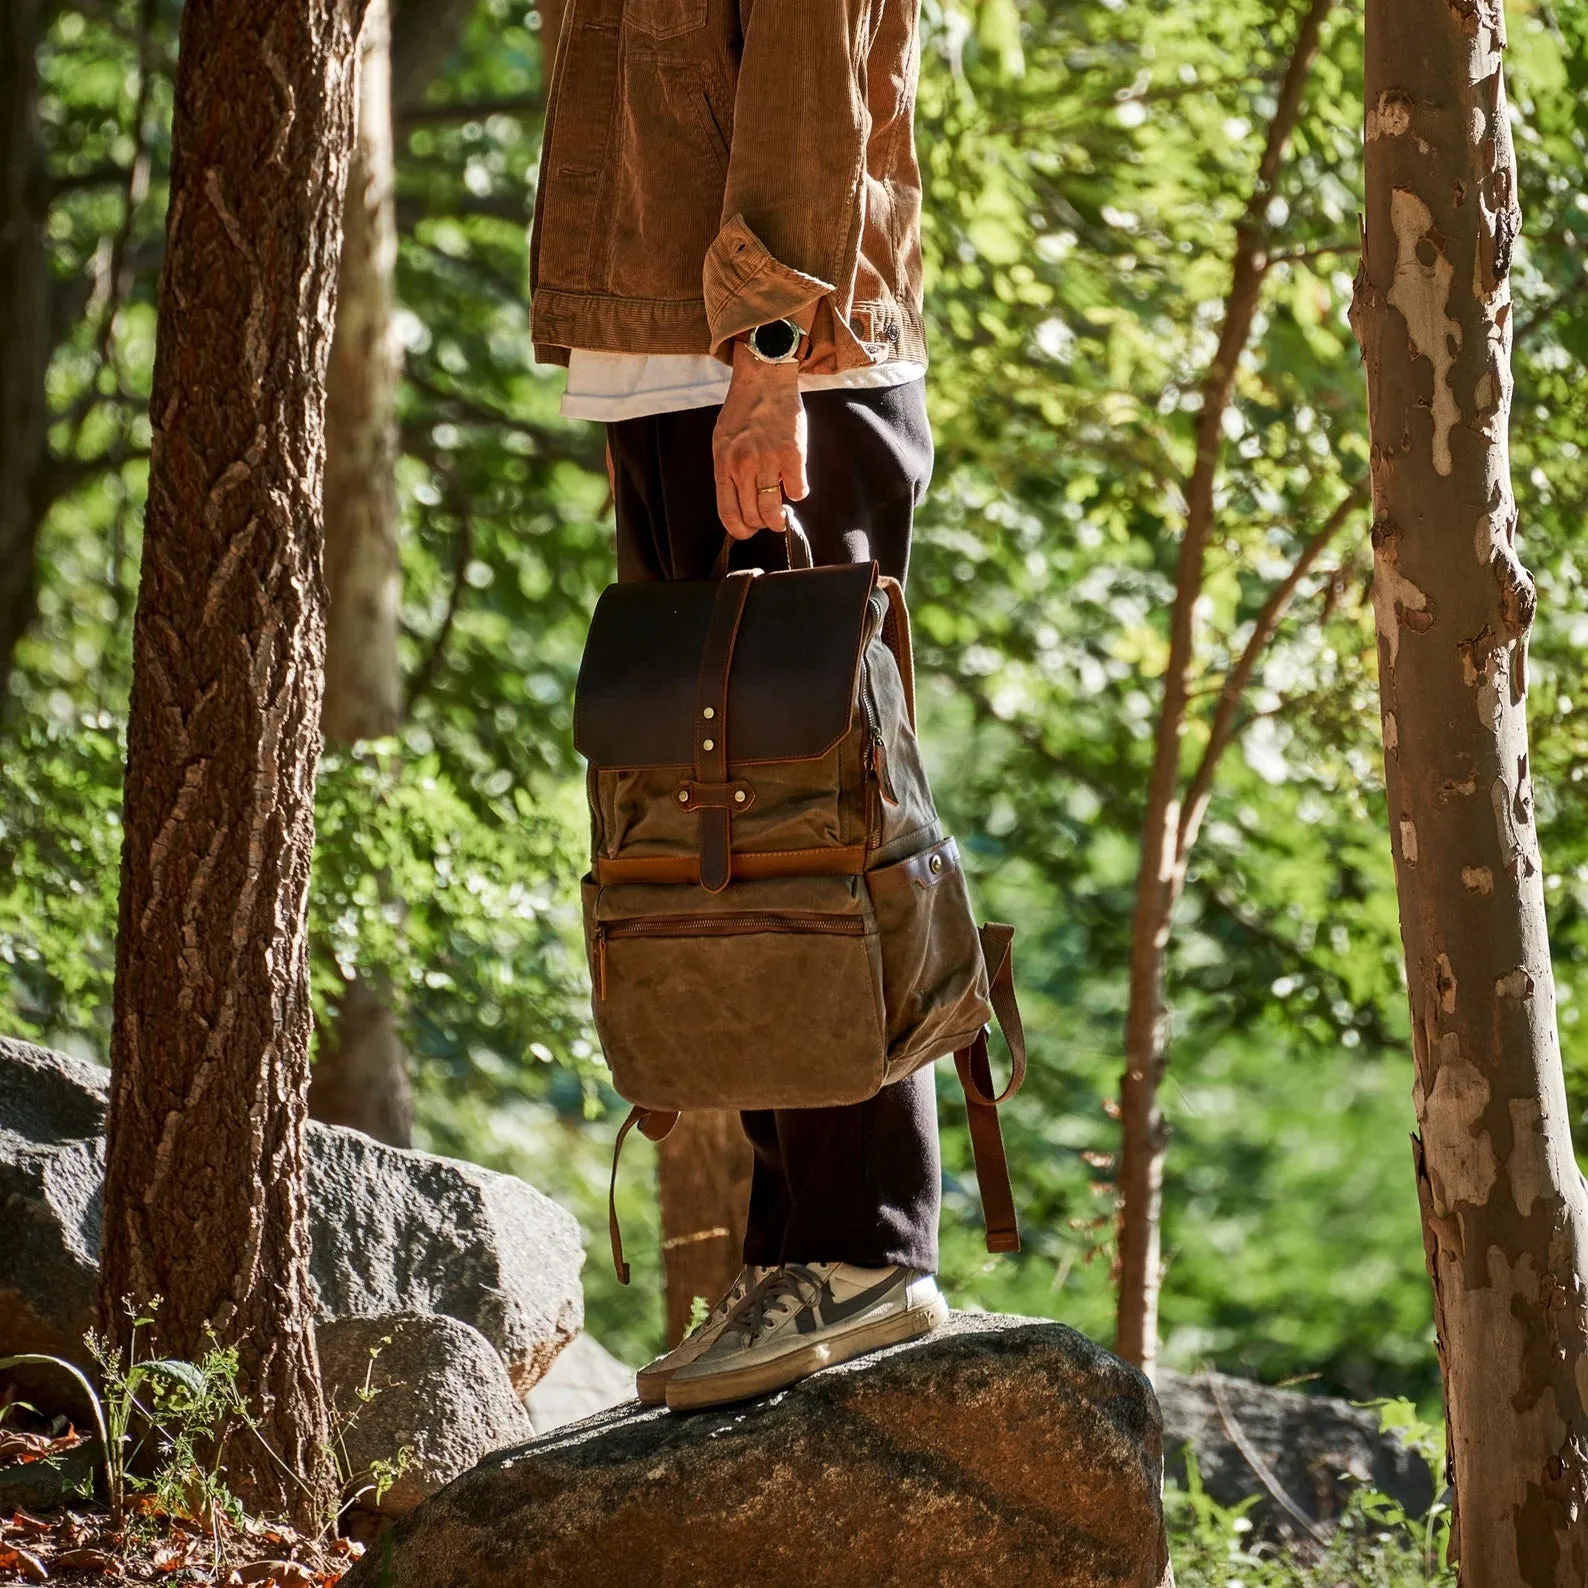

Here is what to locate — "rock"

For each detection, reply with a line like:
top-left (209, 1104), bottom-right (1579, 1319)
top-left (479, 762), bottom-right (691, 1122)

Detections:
top-left (0, 1439), bottom-right (99, 1513)
top-left (1156, 1369), bottom-right (1436, 1533)
top-left (0, 1039), bottom-right (107, 1366)
top-left (305, 1124), bottom-right (583, 1396)
top-left (341, 1313), bottom-right (1173, 1588)
top-left (524, 1332), bottom-right (636, 1435)
top-left (0, 1039), bottom-right (583, 1398)
top-left (318, 1313), bottom-right (533, 1517)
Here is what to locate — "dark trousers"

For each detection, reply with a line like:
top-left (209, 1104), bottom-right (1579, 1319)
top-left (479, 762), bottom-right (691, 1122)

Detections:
top-left (605, 380), bottom-right (941, 1273)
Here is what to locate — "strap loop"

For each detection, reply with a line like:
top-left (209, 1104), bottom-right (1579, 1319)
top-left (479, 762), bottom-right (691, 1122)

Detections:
top-left (608, 1105), bottom-right (679, 1284)
top-left (953, 923), bottom-right (1026, 1254)
top-left (710, 507), bottom-right (814, 579)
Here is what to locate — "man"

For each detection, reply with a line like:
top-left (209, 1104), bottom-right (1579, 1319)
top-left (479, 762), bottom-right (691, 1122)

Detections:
top-left (532, 0), bottom-right (942, 1410)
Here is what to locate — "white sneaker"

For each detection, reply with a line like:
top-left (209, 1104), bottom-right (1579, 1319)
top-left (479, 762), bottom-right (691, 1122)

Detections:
top-left (635, 1265), bottom-right (769, 1405)
top-left (665, 1263), bottom-right (947, 1411)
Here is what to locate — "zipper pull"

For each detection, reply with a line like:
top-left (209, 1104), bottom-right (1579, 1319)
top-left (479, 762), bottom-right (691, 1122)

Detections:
top-left (870, 734), bottom-right (899, 806)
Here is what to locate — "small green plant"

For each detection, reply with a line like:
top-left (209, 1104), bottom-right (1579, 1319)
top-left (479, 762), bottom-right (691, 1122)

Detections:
top-left (686, 1294), bottom-right (711, 1334)
top-left (1164, 1450), bottom-right (1454, 1588)
top-left (326, 1334), bottom-right (416, 1519)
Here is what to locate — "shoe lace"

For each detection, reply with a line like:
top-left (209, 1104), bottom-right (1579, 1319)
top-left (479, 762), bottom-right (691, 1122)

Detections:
top-left (718, 1264), bottom-right (827, 1348)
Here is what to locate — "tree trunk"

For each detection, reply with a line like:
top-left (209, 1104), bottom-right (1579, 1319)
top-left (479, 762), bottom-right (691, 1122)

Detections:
top-left (1352, 1), bottom-right (1588, 1578)
top-left (657, 1113), bottom-right (753, 1348)
top-left (313, 0), bottom-right (414, 1143)
top-left (1114, 0), bottom-right (1335, 1378)
top-left (0, 0), bottom-right (48, 711)
top-left (308, 975), bottom-right (413, 1144)
top-left (100, 0), bottom-right (366, 1531)
top-left (323, 0), bottom-right (401, 745)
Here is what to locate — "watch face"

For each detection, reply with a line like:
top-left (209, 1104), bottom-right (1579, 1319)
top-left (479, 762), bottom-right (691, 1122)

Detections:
top-left (753, 319), bottom-right (799, 360)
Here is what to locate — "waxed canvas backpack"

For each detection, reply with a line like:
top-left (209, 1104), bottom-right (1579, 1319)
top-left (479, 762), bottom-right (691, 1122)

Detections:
top-left (573, 521), bottom-right (1027, 1279)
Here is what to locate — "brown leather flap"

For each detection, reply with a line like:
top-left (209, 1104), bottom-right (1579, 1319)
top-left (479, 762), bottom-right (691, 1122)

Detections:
top-left (574, 563), bottom-right (878, 769)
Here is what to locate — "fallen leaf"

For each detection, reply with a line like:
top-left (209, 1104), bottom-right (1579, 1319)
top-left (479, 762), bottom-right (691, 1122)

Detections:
top-left (6, 1542), bottom-right (49, 1582)
top-left (5, 1512), bottom-right (52, 1537)
top-left (234, 1562), bottom-right (314, 1587)
top-left (55, 1546), bottom-right (122, 1574)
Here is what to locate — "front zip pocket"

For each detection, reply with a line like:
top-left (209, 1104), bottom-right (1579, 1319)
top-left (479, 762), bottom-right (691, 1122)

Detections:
top-left (585, 881), bottom-right (888, 1111)
top-left (595, 912), bottom-right (867, 999)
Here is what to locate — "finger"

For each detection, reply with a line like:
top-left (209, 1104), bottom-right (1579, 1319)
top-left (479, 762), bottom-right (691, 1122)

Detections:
top-left (730, 469), bottom-right (765, 538)
top-left (781, 445), bottom-right (810, 502)
top-left (716, 460), bottom-right (750, 540)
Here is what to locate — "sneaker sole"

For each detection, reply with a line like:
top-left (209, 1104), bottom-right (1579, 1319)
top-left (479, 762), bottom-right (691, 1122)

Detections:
top-left (636, 1370), bottom-right (669, 1406)
top-left (664, 1293), bottom-right (949, 1412)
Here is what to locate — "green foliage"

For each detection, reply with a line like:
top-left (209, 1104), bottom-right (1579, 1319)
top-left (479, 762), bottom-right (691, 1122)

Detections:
top-left (6, 0), bottom-right (1588, 1411)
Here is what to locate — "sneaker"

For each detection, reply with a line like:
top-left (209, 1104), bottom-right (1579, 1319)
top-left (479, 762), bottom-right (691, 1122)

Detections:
top-left (665, 1263), bottom-right (947, 1411)
top-left (635, 1265), bottom-right (769, 1405)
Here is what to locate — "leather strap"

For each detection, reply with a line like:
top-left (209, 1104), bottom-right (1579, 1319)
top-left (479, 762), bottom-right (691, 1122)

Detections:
top-left (598, 843), bottom-right (868, 886)
top-left (608, 1105), bottom-right (679, 1284)
top-left (876, 576), bottom-right (917, 730)
top-left (865, 836), bottom-right (961, 899)
top-left (694, 572), bottom-right (756, 892)
top-left (954, 923), bottom-right (1027, 1254)
top-left (710, 511), bottom-right (815, 579)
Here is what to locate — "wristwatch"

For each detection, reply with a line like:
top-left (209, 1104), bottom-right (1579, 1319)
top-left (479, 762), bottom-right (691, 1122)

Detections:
top-left (744, 318), bottom-right (803, 365)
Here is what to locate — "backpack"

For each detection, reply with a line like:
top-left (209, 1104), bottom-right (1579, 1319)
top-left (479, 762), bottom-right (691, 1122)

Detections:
top-left (573, 521), bottom-right (1027, 1280)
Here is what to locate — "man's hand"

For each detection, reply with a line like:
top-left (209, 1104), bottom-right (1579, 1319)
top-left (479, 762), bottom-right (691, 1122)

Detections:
top-left (713, 338), bottom-right (809, 540)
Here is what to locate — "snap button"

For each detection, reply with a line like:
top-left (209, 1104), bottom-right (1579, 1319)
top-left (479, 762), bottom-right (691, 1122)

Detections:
top-left (703, 706), bottom-right (716, 720)
top-left (702, 738), bottom-right (715, 752)
top-left (733, 790), bottom-right (747, 804)
top-left (929, 854), bottom-right (944, 874)
top-left (678, 790), bottom-right (690, 804)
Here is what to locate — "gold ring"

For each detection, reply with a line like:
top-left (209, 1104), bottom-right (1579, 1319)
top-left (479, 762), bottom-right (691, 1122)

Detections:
top-left (757, 484), bottom-right (781, 494)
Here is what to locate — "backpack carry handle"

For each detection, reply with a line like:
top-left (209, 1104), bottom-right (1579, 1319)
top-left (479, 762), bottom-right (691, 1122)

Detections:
top-left (711, 506), bottom-right (814, 578)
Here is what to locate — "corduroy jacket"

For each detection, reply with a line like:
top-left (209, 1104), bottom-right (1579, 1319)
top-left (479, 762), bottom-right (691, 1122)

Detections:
top-left (530, 0), bottom-right (926, 375)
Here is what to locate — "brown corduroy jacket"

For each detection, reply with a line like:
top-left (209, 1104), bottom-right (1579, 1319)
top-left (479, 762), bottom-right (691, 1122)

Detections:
top-left (530, 0), bottom-right (926, 375)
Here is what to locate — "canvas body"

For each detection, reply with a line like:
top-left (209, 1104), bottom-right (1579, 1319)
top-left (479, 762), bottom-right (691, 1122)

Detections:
top-left (574, 559), bottom-right (993, 1113)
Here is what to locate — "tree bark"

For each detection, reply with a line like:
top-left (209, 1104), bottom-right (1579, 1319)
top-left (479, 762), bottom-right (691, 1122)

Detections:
top-left (0, 0), bottom-right (49, 711)
top-left (313, 0), bottom-right (415, 1144)
top-left (99, 0), bottom-right (366, 1531)
top-left (657, 1113), bottom-right (753, 1348)
top-left (1352, 2), bottom-right (1588, 1579)
top-left (1114, 0), bottom-right (1336, 1377)
top-left (323, 0), bottom-right (401, 745)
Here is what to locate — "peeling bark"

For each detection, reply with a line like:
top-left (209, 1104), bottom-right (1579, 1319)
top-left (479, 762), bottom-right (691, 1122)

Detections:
top-left (1114, 0), bottom-right (1338, 1377)
top-left (100, 0), bottom-right (367, 1529)
top-left (1352, 0), bottom-right (1588, 1577)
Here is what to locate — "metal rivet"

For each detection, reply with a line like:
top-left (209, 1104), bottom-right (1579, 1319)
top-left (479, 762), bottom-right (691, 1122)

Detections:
top-left (734, 790), bottom-right (747, 804)
top-left (702, 738), bottom-right (715, 752)
top-left (929, 854), bottom-right (944, 874)
top-left (678, 790), bottom-right (690, 803)
top-left (703, 707), bottom-right (716, 720)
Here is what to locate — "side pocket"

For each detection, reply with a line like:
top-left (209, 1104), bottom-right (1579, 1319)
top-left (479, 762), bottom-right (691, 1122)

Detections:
top-left (867, 836), bottom-right (993, 1079)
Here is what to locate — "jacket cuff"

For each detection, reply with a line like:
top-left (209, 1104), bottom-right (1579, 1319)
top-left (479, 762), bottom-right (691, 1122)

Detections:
top-left (704, 215), bottom-right (834, 361)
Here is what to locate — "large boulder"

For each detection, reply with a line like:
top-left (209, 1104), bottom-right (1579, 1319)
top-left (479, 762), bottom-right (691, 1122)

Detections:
top-left (1156, 1369), bottom-right (1435, 1533)
top-left (318, 1313), bottom-right (534, 1517)
top-left (0, 1039), bottom-right (582, 1396)
top-left (341, 1314), bottom-right (1173, 1588)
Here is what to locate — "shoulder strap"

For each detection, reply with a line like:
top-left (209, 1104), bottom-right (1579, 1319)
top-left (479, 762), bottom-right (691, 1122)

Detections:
top-left (608, 1105), bottom-right (679, 1284)
top-left (954, 923), bottom-right (1027, 1255)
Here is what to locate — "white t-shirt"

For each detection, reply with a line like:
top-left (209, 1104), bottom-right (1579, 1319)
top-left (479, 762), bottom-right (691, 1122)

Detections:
top-left (560, 350), bottom-right (926, 422)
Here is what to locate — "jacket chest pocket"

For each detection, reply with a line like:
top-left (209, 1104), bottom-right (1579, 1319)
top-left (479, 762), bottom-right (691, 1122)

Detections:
top-left (625, 0), bottom-right (707, 38)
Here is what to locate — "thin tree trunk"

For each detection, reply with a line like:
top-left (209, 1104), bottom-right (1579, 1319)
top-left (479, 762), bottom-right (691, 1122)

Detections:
top-left (314, 0), bottom-right (414, 1143)
top-left (100, 0), bottom-right (366, 1531)
top-left (1352, 2), bottom-right (1588, 1577)
top-left (323, 0), bottom-right (401, 744)
top-left (657, 1113), bottom-right (753, 1348)
top-left (1114, 0), bottom-right (1336, 1377)
top-left (0, 0), bottom-right (48, 711)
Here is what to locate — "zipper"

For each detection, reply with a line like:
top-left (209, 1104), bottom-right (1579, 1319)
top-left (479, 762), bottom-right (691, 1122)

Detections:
top-left (860, 656), bottom-right (899, 819)
top-left (594, 913), bottom-right (867, 999)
